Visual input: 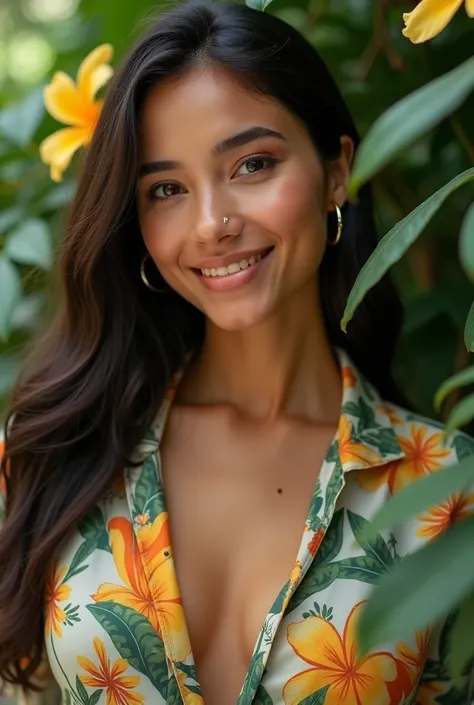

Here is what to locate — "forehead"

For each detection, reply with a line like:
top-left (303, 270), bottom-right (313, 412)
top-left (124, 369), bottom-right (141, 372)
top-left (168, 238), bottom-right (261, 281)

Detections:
top-left (137, 66), bottom-right (308, 156)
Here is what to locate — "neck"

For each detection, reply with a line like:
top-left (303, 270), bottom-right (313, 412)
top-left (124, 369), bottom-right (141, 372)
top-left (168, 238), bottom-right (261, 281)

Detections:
top-left (178, 284), bottom-right (342, 425)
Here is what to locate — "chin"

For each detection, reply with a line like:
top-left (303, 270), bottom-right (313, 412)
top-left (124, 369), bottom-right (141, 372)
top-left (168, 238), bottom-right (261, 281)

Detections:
top-left (206, 303), bottom-right (274, 332)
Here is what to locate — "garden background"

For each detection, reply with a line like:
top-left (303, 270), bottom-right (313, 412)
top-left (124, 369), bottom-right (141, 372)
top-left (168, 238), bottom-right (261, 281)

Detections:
top-left (1, 0), bottom-right (474, 427)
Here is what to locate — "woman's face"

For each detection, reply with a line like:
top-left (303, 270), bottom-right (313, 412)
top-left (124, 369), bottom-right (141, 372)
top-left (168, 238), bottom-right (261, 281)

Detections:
top-left (136, 66), bottom-right (352, 331)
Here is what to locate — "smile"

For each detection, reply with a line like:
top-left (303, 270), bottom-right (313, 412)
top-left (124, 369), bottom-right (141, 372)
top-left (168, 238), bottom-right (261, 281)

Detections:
top-left (192, 246), bottom-right (274, 293)
top-left (199, 248), bottom-right (272, 277)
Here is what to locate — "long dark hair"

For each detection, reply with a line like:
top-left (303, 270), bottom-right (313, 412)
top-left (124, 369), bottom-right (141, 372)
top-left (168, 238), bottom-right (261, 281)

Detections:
top-left (0, 0), bottom-right (404, 690)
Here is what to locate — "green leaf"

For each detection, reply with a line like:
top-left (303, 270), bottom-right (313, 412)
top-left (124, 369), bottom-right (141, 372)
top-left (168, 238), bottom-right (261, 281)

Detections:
top-left (314, 509), bottom-right (344, 566)
top-left (306, 495), bottom-right (323, 531)
top-left (255, 684), bottom-right (274, 705)
top-left (336, 556), bottom-right (386, 583)
top-left (465, 301), bottom-right (474, 353)
top-left (133, 455), bottom-right (165, 521)
top-left (349, 55), bottom-right (474, 194)
top-left (78, 507), bottom-right (110, 552)
top-left (62, 538), bottom-right (96, 583)
top-left (452, 434), bottom-right (474, 461)
top-left (5, 218), bottom-right (53, 270)
top-left (286, 563), bottom-right (340, 613)
top-left (245, 0), bottom-right (274, 10)
top-left (89, 691), bottom-right (102, 705)
top-left (459, 202), bottom-right (474, 283)
top-left (299, 685), bottom-right (330, 704)
top-left (0, 87), bottom-right (45, 147)
top-left (446, 394), bottom-right (474, 432)
top-left (0, 257), bottom-right (21, 340)
top-left (64, 690), bottom-right (72, 705)
top-left (86, 601), bottom-right (168, 696)
top-left (0, 207), bottom-right (23, 234)
top-left (237, 652), bottom-right (266, 705)
top-left (342, 168), bottom-right (474, 332)
top-left (359, 457), bottom-right (474, 539)
top-left (448, 592), bottom-right (474, 681)
top-left (358, 516), bottom-right (474, 653)
top-left (435, 366), bottom-right (474, 410)
top-left (76, 675), bottom-right (89, 705)
top-left (347, 510), bottom-right (393, 569)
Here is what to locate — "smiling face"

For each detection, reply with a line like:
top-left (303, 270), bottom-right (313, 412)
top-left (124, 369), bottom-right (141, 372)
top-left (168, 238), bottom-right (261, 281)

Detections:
top-left (136, 65), bottom-right (350, 331)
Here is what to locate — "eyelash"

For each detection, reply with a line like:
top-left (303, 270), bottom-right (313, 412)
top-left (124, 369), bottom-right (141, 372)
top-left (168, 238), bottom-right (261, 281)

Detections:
top-left (145, 154), bottom-right (279, 203)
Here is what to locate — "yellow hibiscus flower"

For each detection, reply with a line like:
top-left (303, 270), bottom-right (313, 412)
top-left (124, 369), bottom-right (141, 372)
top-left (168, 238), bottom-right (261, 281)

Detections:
top-left (402, 0), bottom-right (474, 44)
top-left (78, 637), bottom-right (143, 705)
top-left (45, 561), bottom-right (72, 638)
top-left (283, 602), bottom-right (411, 705)
top-left (338, 415), bottom-right (382, 469)
top-left (39, 44), bottom-right (114, 182)
top-left (92, 513), bottom-right (191, 662)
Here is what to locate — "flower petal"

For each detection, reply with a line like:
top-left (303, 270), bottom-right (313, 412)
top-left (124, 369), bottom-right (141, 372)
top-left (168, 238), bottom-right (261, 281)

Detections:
top-left (77, 656), bottom-right (104, 682)
top-left (44, 72), bottom-right (99, 127)
top-left (77, 44), bottom-right (113, 101)
top-left (402, 0), bottom-right (464, 43)
top-left (287, 616), bottom-right (344, 669)
top-left (283, 668), bottom-right (333, 705)
top-left (466, 0), bottom-right (474, 18)
top-left (108, 517), bottom-right (150, 596)
top-left (39, 126), bottom-right (90, 182)
top-left (93, 637), bottom-right (109, 677)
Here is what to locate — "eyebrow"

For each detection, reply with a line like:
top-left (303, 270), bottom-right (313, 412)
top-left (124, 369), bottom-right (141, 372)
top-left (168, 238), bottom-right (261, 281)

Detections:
top-left (138, 126), bottom-right (286, 179)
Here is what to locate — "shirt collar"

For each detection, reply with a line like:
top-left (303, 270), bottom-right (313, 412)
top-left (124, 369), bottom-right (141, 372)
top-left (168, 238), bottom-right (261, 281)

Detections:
top-left (131, 348), bottom-right (405, 472)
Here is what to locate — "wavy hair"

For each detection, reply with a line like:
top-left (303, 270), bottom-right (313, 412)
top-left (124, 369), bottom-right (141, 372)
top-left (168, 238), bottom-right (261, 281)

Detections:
top-left (0, 0), bottom-right (404, 689)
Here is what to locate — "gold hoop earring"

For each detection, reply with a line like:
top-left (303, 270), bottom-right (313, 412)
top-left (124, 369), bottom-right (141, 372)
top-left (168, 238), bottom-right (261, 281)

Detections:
top-left (140, 254), bottom-right (168, 293)
top-left (327, 203), bottom-right (343, 246)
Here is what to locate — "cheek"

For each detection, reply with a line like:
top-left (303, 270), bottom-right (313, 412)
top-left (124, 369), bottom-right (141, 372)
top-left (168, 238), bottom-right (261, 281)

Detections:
top-left (139, 210), bottom-right (182, 267)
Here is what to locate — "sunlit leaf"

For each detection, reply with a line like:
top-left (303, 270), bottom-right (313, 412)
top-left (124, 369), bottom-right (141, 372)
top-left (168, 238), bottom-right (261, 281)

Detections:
top-left (448, 591), bottom-right (474, 681)
top-left (349, 55), bottom-right (474, 195)
top-left (435, 366), bottom-right (474, 411)
top-left (358, 516), bottom-right (474, 654)
top-left (5, 219), bottom-right (53, 270)
top-left (446, 393), bottom-right (474, 433)
top-left (0, 87), bottom-right (45, 148)
top-left (459, 202), bottom-right (474, 283)
top-left (341, 168), bottom-right (474, 332)
top-left (245, 0), bottom-right (275, 10)
top-left (0, 207), bottom-right (23, 235)
top-left (358, 456), bottom-right (474, 540)
top-left (465, 301), bottom-right (474, 353)
top-left (0, 355), bottom-right (20, 396)
top-left (0, 257), bottom-right (22, 340)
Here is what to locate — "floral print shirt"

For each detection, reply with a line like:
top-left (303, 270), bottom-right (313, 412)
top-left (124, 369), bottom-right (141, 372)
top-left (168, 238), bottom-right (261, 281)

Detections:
top-left (2, 349), bottom-right (474, 705)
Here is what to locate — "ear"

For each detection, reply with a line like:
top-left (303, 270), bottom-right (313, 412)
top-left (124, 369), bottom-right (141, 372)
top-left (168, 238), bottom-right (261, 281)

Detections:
top-left (326, 136), bottom-right (354, 210)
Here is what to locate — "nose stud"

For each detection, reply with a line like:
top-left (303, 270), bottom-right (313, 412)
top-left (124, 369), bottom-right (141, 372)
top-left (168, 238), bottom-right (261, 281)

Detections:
top-left (223, 216), bottom-right (229, 224)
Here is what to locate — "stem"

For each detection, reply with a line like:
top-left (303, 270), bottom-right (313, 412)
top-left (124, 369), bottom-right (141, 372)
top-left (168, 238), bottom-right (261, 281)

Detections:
top-left (50, 634), bottom-right (81, 704)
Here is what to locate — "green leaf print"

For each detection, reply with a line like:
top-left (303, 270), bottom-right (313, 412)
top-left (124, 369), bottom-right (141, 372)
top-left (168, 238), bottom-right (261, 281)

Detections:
top-left (86, 601), bottom-right (168, 696)
top-left (286, 563), bottom-right (340, 613)
top-left (75, 675), bottom-right (90, 705)
top-left (166, 674), bottom-right (182, 705)
top-left (452, 433), bottom-right (474, 461)
top-left (175, 661), bottom-right (201, 695)
top-left (313, 509), bottom-right (344, 566)
top-left (64, 690), bottom-right (72, 705)
top-left (360, 428), bottom-right (401, 456)
top-left (336, 556), bottom-right (386, 583)
top-left (133, 455), bottom-right (165, 521)
top-left (236, 651), bottom-right (265, 705)
top-left (299, 684), bottom-right (330, 704)
top-left (347, 510), bottom-right (393, 570)
top-left (255, 684), bottom-right (274, 705)
top-left (63, 538), bottom-right (97, 583)
top-left (89, 691), bottom-right (102, 705)
top-left (356, 397), bottom-right (376, 433)
top-left (78, 507), bottom-right (111, 552)
top-left (306, 495), bottom-right (324, 531)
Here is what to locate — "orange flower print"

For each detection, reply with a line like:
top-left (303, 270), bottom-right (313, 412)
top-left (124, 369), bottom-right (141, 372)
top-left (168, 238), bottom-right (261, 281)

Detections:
top-left (379, 404), bottom-right (403, 426)
top-left (338, 415), bottom-right (382, 469)
top-left (78, 637), bottom-right (143, 705)
top-left (358, 424), bottom-right (452, 495)
top-left (283, 602), bottom-right (409, 705)
top-left (417, 492), bottom-right (474, 540)
top-left (93, 513), bottom-right (191, 662)
top-left (341, 366), bottom-right (357, 390)
top-left (45, 562), bottom-right (72, 638)
top-left (307, 529), bottom-right (325, 557)
top-left (396, 631), bottom-right (447, 705)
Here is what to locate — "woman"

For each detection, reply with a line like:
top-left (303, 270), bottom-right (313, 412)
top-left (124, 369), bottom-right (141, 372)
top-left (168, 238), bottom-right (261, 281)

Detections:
top-left (0, 1), bottom-right (472, 704)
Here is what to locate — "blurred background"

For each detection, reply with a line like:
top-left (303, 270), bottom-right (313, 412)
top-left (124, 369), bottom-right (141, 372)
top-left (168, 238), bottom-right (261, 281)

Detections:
top-left (0, 0), bottom-right (473, 426)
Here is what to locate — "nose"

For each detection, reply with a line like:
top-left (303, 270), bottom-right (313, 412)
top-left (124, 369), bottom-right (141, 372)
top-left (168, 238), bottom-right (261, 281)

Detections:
top-left (193, 191), bottom-right (242, 245)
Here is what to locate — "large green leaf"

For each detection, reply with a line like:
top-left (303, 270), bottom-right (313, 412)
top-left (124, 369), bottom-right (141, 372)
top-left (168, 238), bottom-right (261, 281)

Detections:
top-left (336, 556), bottom-right (387, 584)
top-left (286, 563), bottom-right (340, 612)
top-left (236, 651), bottom-right (266, 705)
top-left (5, 218), bottom-right (53, 270)
top-left (341, 168), bottom-right (474, 332)
top-left (435, 366), bottom-right (474, 411)
top-left (133, 455), bottom-right (165, 521)
top-left (359, 456), bottom-right (474, 539)
top-left (349, 55), bottom-right (474, 194)
top-left (0, 87), bottom-right (45, 147)
top-left (448, 591), bottom-right (474, 681)
top-left (0, 257), bottom-right (21, 340)
top-left (459, 202), bottom-right (474, 283)
top-left (465, 301), bottom-right (474, 353)
top-left (347, 510), bottom-right (393, 568)
top-left (358, 516), bottom-right (474, 653)
top-left (86, 601), bottom-right (168, 696)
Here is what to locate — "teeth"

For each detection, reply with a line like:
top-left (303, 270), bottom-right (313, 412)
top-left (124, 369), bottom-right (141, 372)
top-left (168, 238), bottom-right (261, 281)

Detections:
top-left (201, 252), bottom-right (264, 277)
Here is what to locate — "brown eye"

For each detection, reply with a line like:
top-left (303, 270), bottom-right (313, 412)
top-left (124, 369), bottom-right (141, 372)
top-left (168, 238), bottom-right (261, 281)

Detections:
top-left (235, 155), bottom-right (277, 177)
top-left (148, 182), bottom-right (185, 201)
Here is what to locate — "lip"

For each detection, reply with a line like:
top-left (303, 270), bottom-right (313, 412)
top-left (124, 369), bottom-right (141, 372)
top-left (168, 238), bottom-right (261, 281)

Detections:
top-left (191, 247), bottom-right (272, 271)
top-left (193, 246), bottom-right (274, 293)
